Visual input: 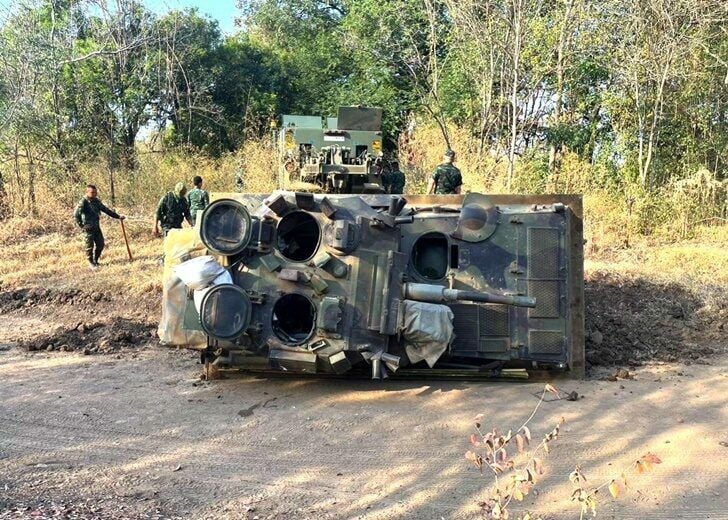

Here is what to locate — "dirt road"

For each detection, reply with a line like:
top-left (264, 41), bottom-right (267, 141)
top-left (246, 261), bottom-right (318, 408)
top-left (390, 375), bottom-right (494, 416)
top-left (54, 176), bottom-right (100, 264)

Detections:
top-left (1, 326), bottom-right (726, 519)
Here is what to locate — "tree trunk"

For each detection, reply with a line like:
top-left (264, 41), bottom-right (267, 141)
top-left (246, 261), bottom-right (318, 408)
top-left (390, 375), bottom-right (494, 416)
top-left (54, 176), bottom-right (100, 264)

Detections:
top-left (26, 146), bottom-right (37, 216)
top-left (548, 0), bottom-right (575, 190)
top-left (13, 140), bottom-right (25, 211)
top-left (507, 0), bottom-right (522, 190)
top-left (107, 147), bottom-right (118, 205)
top-left (642, 56), bottom-right (672, 187)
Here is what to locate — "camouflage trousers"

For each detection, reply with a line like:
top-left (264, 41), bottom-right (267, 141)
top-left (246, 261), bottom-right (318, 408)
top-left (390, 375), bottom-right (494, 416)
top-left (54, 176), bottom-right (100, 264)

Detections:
top-left (83, 227), bottom-right (105, 264)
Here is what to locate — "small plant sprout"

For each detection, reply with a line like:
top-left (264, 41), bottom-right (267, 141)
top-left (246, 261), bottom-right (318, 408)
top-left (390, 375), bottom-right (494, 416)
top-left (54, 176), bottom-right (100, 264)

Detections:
top-left (569, 452), bottom-right (663, 519)
top-left (465, 383), bottom-right (564, 520)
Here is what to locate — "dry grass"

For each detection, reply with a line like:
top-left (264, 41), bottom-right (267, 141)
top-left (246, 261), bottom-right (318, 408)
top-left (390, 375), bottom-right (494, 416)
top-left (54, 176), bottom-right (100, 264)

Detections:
top-left (0, 142), bottom-right (281, 301)
top-left (586, 241), bottom-right (728, 288)
top-left (0, 215), bottom-right (163, 300)
top-left (401, 123), bottom-right (727, 251)
top-left (3, 142), bottom-right (279, 221)
top-left (399, 121), bottom-right (507, 194)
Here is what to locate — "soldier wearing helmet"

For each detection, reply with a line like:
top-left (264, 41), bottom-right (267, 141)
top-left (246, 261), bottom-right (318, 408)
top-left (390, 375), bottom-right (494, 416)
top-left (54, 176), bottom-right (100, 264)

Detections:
top-left (154, 182), bottom-right (192, 237)
top-left (427, 149), bottom-right (462, 195)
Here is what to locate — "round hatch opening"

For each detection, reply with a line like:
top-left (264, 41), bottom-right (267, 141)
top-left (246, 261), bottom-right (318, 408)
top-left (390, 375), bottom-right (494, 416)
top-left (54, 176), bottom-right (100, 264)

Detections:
top-left (199, 284), bottom-right (251, 340)
top-left (412, 232), bottom-right (449, 280)
top-left (272, 293), bottom-right (316, 345)
top-left (199, 199), bottom-right (252, 256)
top-left (277, 211), bottom-right (321, 263)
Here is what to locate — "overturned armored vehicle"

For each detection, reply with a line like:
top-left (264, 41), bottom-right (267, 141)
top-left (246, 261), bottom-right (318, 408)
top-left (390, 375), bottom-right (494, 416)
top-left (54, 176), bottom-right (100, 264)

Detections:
top-left (170, 192), bottom-right (584, 378)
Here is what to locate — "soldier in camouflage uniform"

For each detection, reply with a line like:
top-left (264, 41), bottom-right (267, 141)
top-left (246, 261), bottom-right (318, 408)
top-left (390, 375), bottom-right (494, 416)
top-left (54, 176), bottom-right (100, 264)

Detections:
top-left (74, 184), bottom-right (126, 270)
top-left (186, 176), bottom-right (209, 226)
top-left (383, 161), bottom-right (406, 194)
top-left (427, 149), bottom-right (462, 195)
top-left (154, 182), bottom-right (192, 237)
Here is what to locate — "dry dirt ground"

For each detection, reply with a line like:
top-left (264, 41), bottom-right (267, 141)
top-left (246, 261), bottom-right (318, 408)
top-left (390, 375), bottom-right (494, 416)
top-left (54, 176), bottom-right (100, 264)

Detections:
top-left (1, 300), bottom-right (727, 520)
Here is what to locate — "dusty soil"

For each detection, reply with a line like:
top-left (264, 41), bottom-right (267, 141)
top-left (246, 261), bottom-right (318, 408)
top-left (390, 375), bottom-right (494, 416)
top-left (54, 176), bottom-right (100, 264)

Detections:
top-left (584, 271), bottom-right (727, 367)
top-left (16, 318), bottom-right (156, 355)
top-left (0, 287), bottom-right (113, 311)
top-left (0, 287), bottom-right (159, 356)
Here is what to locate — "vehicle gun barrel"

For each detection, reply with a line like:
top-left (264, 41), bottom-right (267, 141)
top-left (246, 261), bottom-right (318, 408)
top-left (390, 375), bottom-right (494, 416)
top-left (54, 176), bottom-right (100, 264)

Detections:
top-left (403, 282), bottom-right (537, 308)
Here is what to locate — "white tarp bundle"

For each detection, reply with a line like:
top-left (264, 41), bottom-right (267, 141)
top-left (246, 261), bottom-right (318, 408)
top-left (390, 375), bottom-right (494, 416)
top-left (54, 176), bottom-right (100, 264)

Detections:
top-left (401, 300), bottom-right (455, 367)
top-left (192, 270), bottom-right (233, 312)
top-left (173, 255), bottom-right (225, 290)
top-left (158, 228), bottom-right (208, 347)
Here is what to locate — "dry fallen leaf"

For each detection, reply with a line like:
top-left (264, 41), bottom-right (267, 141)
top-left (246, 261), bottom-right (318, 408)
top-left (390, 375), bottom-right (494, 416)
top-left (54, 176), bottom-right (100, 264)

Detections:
top-left (609, 479), bottom-right (620, 498)
top-left (516, 434), bottom-right (525, 453)
top-left (525, 468), bottom-right (534, 483)
top-left (499, 448), bottom-right (508, 463)
top-left (642, 452), bottom-right (662, 465)
top-left (532, 457), bottom-right (544, 475)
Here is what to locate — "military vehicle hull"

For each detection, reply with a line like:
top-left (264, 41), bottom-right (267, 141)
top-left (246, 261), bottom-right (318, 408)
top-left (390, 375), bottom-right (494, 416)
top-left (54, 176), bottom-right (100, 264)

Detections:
top-left (180, 192), bottom-right (584, 378)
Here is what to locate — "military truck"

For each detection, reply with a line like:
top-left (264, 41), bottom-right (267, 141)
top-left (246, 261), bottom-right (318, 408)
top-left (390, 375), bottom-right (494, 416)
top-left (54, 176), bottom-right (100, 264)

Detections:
top-left (277, 106), bottom-right (385, 194)
top-left (169, 191), bottom-right (585, 379)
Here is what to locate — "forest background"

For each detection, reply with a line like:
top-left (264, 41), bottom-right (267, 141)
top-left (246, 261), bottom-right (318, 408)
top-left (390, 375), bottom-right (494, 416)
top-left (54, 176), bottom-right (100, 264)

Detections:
top-left (0, 0), bottom-right (726, 255)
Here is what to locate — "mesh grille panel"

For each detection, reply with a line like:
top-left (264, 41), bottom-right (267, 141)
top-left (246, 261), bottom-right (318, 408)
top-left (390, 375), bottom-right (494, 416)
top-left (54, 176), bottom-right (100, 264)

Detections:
top-left (528, 228), bottom-right (560, 279)
top-left (451, 304), bottom-right (479, 351)
top-left (452, 338), bottom-right (479, 351)
top-left (528, 281), bottom-right (560, 318)
top-left (529, 330), bottom-right (564, 355)
top-left (450, 303), bottom-right (510, 352)
top-left (479, 305), bottom-right (509, 336)
top-left (451, 303), bottom-right (478, 331)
